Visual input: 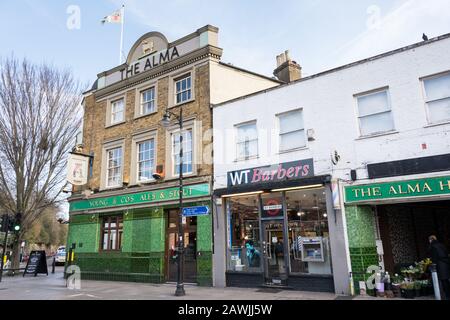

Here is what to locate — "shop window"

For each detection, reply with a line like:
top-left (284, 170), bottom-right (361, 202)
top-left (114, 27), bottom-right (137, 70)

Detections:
top-left (137, 139), bottom-right (155, 182)
top-left (111, 98), bottom-right (124, 125)
top-left (285, 188), bottom-right (332, 275)
top-left (235, 122), bottom-right (258, 160)
top-left (172, 129), bottom-right (193, 175)
top-left (140, 87), bottom-right (156, 115)
top-left (106, 146), bottom-right (123, 188)
top-left (175, 74), bottom-right (192, 105)
top-left (356, 89), bottom-right (395, 136)
top-left (226, 195), bottom-right (262, 273)
top-left (101, 216), bottom-right (123, 251)
top-left (423, 72), bottom-right (450, 124)
top-left (278, 109), bottom-right (306, 151)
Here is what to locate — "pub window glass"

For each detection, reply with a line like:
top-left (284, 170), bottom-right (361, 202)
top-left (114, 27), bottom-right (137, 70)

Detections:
top-left (226, 195), bottom-right (262, 273)
top-left (285, 188), bottom-right (332, 275)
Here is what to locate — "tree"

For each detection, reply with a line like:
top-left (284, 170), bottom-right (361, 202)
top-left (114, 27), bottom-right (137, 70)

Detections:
top-left (0, 57), bottom-right (83, 270)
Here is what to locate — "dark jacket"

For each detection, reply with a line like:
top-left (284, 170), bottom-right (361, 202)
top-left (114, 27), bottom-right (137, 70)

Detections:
top-left (429, 240), bottom-right (450, 280)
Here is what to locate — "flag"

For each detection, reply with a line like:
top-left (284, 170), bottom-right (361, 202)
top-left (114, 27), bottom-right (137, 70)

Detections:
top-left (101, 9), bottom-right (122, 24)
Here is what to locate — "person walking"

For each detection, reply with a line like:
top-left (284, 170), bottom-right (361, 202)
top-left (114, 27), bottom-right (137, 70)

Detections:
top-left (429, 235), bottom-right (450, 300)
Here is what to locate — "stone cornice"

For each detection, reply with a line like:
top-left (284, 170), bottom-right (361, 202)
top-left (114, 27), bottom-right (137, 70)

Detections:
top-left (94, 45), bottom-right (222, 100)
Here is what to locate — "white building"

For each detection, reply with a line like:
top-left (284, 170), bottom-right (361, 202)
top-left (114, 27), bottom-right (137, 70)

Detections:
top-left (212, 33), bottom-right (450, 295)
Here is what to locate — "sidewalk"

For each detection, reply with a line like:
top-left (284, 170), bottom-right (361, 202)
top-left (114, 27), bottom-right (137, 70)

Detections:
top-left (0, 269), bottom-right (339, 300)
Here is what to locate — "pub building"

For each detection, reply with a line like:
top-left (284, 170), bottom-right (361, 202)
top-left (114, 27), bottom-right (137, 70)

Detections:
top-left (342, 159), bottom-right (450, 294)
top-left (213, 160), bottom-right (338, 292)
top-left (66, 25), bottom-right (280, 285)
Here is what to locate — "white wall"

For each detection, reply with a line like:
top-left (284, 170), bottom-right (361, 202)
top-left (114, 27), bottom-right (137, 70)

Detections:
top-left (213, 36), bottom-right (450, 189)
top-left (209, 62), bottom-right (280, 105)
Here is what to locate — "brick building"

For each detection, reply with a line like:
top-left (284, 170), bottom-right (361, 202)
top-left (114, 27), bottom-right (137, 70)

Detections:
top-left (66, 25), bottom-right (280, 285)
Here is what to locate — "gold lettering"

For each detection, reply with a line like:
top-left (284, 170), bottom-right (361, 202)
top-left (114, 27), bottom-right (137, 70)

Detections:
top-left (422, 182), bottom-right (432, 193)
top-left (389, 186), bottom-right (398, 195)
top-left (407, 183), bottom-right (420, 194)
top-left (439, 180), bottom-right (450, 191)
top-left (352, 189), bottom-right (361, 198)
top-left (373, 187), bottom-right (381, 196)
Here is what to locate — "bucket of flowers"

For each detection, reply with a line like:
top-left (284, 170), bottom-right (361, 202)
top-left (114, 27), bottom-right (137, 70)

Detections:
top-left (391, 274), bottom-right (404, 298)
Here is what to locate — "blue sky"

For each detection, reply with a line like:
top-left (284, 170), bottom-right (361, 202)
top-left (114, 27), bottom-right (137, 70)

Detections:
top-left (1, 0), bottom-right (450, 86)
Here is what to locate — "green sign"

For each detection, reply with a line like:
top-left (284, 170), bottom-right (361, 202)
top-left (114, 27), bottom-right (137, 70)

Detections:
top-left (69, 183), bottom-right (210, 212)
top-left (345, 176), bottom-right (450, 203)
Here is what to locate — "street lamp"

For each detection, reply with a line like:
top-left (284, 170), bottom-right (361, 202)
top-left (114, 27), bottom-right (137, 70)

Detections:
top-left (155, 108), bottom-right (186, 297)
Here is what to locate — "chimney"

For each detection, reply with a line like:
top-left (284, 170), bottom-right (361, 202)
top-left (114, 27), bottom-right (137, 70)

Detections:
top-left (273, 50), bottom-right (302, 83)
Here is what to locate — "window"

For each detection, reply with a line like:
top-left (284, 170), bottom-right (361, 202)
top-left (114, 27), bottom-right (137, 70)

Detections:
top-left (423, 73), bottom-right (450, 124)
top-left (140, 87), bottom-right (156, 115)
top-left (137, 139), bottom-right (155, 182)
top-left (106, 147), bottom-right (122, 187)
top-left (172, 129), bottom-right (193, 175)
top-left (111, 98), bottom-right (124, 124)
top-left (226, 195), bottom-right (262, 273)
top-left (236, 122), bottom-right (258, 160)
top-left (175, 74), bottom-right (192, 104)
top-left (101, 216), bottom-right (123, 251)
top-left (278, 110), bottom-right (306, 151)
top-left (356, 90), bottom-right (395, 136)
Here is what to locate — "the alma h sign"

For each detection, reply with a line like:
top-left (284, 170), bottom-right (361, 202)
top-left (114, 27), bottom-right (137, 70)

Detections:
top-left (227, 159), bottom-right (314, 188)
top-left (345, 175), bottom-right (450, 203)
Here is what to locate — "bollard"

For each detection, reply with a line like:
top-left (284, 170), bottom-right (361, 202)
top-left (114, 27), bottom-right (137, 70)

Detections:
top-left (52, 256), bottom-right (55, 274)
top-left (430, 264), bottom-right (442, 300)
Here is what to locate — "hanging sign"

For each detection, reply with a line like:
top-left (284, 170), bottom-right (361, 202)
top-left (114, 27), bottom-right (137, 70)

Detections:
top-left (67, 153), bottom-right (90, 186)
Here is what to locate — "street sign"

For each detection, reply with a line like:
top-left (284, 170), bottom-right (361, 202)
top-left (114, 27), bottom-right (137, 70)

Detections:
top-left (182, 206), bottom-right (210, 217)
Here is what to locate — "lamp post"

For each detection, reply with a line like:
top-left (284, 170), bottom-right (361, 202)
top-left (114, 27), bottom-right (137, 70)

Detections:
top-left (158, 108), bottom-right (185, 297)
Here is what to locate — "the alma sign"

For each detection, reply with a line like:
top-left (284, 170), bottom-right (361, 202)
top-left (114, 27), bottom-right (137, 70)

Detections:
top-left (227, 159), bottom-right (314, 188)
top-left (345, 175), bottom-right (450, 203)
top-left (121, 46), bottom-right (180, 80)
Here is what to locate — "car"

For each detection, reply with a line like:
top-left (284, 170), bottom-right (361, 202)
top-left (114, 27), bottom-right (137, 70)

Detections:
top-left (57, 246), bottom-right (65, 253)
top-left (55, 250), bottom-right (66, 266)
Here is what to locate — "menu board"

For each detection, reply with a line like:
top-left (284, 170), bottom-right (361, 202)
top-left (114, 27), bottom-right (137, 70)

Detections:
top-left (23, 251), bottom-right (48, 277)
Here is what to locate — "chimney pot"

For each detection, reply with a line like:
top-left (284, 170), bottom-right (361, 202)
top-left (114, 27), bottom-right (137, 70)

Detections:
top-left (274, 50), bottom-right (302, 83)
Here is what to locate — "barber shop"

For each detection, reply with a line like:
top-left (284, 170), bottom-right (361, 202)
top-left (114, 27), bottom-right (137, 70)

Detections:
top-left (214, 159), bottom-right (340, 292)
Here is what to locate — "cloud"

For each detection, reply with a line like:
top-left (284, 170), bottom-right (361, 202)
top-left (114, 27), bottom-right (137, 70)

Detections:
top-left (333, 0), bottom-right (450, 66)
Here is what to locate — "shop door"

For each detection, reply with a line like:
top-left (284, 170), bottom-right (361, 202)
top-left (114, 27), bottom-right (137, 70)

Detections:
top-left (166, 210), bottom-right (197, 283)
top-left (262, 220), bottom-right (288, 286)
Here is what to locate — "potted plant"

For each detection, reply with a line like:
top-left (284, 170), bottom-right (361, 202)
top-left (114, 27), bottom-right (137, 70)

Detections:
top-left (414, 281), bottom-right (422, 297)
top-left (391, 274), bottom-right (403, 298)
top-left (400, 282), bottom-right (415, 299)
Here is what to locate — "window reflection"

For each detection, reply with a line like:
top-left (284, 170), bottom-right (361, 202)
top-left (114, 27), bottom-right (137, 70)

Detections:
top-left (286, 188), bottom-right (331, 275)
top-left (227, 195), bottom-right (262, 272)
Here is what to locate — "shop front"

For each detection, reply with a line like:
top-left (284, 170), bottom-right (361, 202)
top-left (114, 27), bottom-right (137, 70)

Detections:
top-left (215, 159), bottom-right (336, 292)
top-left (67, 182), bottom-right (213, 286)
top-left (343, 173), bottom-right (450, 296)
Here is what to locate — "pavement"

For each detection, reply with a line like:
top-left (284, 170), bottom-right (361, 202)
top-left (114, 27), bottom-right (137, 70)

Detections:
top-left (0, 266), bottom-right (435, 301)
top-left (0, 266), bottom-right (342, 300)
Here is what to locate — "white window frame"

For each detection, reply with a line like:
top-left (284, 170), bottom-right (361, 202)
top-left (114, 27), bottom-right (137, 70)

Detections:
top-left (172, 128), bottom-right (193, 176)
top-left (140, 87), bottom-right (156, 115)
top-left (421, 71), bottom-right (450, 125)
top-left (106, 147), bottom-right (123, 188)
top-left (101, 139), bottom-right (125, 190)
top-left (164, 119), bottom-right (198, 179)
top-left (106, 94), bottom-right (126, 127)
top-left (130, 130), bottom-right (158, 185)
top-left (277, 109), bottom-right (306, 152)
top-left (355, 88), bottom-right (395, 137)
top-left (111, 98), bottom-right (125, 125)
top-left (235, 121), bottom-right (258, 161)
top-left (174, 73), bottom-right (192, 105)
top-left (134, 81), bottom-right (158, 118)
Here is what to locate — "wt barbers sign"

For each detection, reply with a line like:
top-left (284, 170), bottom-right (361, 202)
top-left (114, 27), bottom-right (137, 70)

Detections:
top-left (227, 159), bottom-right (314, 188)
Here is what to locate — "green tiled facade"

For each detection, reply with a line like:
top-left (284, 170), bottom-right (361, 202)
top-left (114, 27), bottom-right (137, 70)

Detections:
top-left (345, 205), bottom-right (378, 294)
top-left (67, 203), bottom-right (213, 286)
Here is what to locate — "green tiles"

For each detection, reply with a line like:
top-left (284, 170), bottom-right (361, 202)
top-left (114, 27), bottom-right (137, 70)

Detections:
top-left (67, 214), bottom-right (100, 253)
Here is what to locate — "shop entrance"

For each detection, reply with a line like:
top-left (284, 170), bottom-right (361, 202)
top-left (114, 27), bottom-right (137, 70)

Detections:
top-left (262, 220), bottom-right (288, 286)
top-left (377, 200), bottom-right (450, 274)
top-left (165, 209), bottom-right (197, 283)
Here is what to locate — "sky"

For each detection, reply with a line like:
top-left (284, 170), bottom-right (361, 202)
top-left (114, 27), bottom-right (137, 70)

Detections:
top-left (1, 0), bottom-right (450, 87)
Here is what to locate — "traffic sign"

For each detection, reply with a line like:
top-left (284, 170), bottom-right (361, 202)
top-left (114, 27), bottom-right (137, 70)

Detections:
top-left (182, 206), bottom-right (210, 217)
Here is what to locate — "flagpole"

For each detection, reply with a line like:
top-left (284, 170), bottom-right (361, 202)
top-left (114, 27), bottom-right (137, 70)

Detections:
top-left (119, 4), bottom-right (125, 64)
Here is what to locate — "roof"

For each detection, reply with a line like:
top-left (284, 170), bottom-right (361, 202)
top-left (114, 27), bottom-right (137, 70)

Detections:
top-left (212, 32), bottom-right (450, 108)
